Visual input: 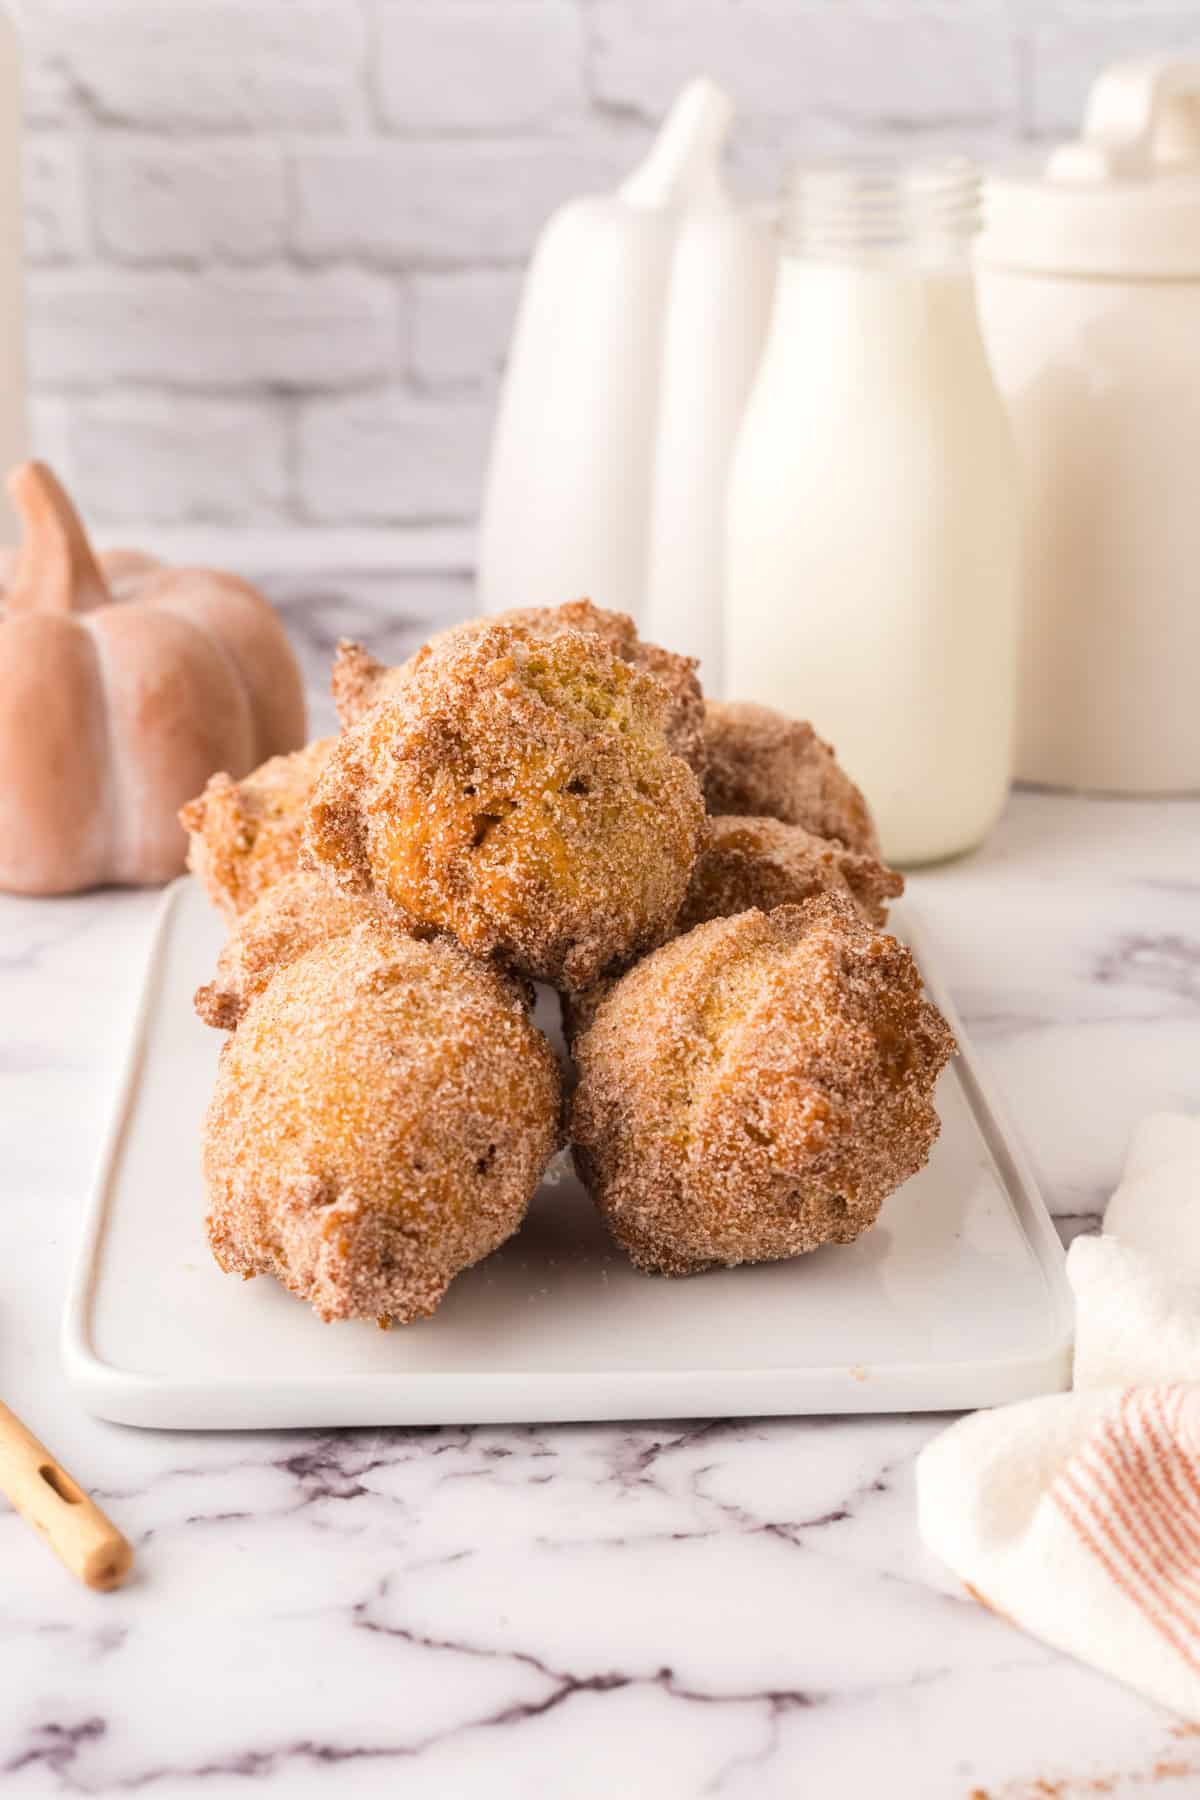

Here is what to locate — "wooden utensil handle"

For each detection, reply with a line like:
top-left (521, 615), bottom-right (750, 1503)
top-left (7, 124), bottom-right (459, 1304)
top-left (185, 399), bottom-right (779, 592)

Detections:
top-left (0, 1401), bottom-right (132, 1590)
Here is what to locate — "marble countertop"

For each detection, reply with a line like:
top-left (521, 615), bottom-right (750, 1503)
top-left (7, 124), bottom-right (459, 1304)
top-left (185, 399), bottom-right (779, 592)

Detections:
top-left (2, 734), bottom-right (1199, 1795)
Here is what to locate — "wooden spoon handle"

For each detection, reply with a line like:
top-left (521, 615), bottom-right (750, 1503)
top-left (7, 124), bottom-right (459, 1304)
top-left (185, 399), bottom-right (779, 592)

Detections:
top-left (0, 1401), bottom-right (132, 1590)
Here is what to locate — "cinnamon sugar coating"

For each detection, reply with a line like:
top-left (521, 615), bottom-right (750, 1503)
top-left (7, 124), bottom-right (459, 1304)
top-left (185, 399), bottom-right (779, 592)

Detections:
top-left (194, 870), bottom-right (377, 1030)
top-left (332, 598), bottom-right (706, 778)
top-left (702, 700), bottom-right (879, 855)
top-left (564, 818), bottom-right (901, 1043)
top-left (331, 638), bottom-right (393, 729)
top-left (204, 924), bottom-right (562, 1324)
top-left (677, 815), bottom-right (902, 934)
top-left (180, 737), bottom-right (335, 923)
top-left (307, 623), bottom-right (707, 992)
top-left (571, 894), bottom-right (954, 1277)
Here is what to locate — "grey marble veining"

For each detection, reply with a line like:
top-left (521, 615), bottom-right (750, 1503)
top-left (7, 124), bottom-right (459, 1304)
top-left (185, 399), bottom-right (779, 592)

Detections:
top-left (1, 586), bottom-right (1199, 1796)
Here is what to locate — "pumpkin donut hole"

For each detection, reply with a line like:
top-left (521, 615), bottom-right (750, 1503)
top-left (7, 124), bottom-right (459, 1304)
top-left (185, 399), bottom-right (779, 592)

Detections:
top-left (307, 623), bottom-right (707, 992)
top-left (181, 736), bottom-right (335, 924)
top-left (570, 893), bottom-right (955, 1278)
top-left (702, 699), bottom-right (879, 856)
top-left (677, 815), bottom-right (903, 934)
top-left (331, 595), bottom-right (706, 780)
top-left (203, 925), bottom-right (563, 1325)
top-left (193, 870), bottom-right (372, 1031)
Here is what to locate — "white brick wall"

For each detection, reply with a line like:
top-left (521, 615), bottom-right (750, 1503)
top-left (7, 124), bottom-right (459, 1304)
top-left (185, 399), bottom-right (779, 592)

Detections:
top-left (296, 387), bottom-right (493, 521)
top-left (590, 0), bottom-right (1018, 127)
top-left (410, 271), bottom-right (522, 387)
top-left (290, 135), bottom-right (636, 264)
top-left (10, 0), bottom-right (1193, 534)
top-left (95, 141), bottom-right (289, 264)
top-left (27, 0), bottom-right (365, 130)
top-left (373, 1), bottom-right (585, 133)
top-left (63, 392), bottom-right (288, 523)
top-left (29, 267), bottom-right (400, 387)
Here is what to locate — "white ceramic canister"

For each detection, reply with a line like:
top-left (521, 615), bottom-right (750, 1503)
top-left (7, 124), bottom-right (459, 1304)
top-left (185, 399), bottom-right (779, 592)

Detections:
top-left (977, 55), bottom-right (1200, 793)
top-left (726, 159), bottom-right (1021, 866)
top-left (0, 3), bottom-right (26, 538)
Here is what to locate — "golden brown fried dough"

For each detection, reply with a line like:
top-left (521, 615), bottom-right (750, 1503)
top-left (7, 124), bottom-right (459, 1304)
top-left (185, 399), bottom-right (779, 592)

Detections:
top-left (702, 700), bottom-right (878, 855)
top-left (204, 924), bottom-right (562, 1324)
top-left (676, 815), bottom-right (902, 934)
top-left (332, 597), bottom-right (706, 777)
top-left (564, 819), bottom-right (901, 1045)
top-left (193, 870), bottom-right (375, 1030)
top-left (180, 737), bottom-right (335, 923)
top-left (330, 638), bottom-right (395, 728)
top-left (308, 624), bottom-right (707, 992)
top-left (571, 894), bottom-right (954, 1277)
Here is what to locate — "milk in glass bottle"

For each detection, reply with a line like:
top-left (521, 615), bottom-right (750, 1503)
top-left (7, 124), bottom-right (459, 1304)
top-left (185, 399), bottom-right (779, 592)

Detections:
top-left (725, 160), bottom-right (1020, 865)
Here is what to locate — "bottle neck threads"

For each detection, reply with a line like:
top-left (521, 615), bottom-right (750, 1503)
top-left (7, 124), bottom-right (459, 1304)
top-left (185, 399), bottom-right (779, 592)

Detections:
top-left (786, 157), bottom-right (983, 263)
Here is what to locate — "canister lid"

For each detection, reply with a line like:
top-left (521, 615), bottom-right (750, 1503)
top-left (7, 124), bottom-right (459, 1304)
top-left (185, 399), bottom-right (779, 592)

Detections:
top-left (978, 55), bottom-right (1200, 277)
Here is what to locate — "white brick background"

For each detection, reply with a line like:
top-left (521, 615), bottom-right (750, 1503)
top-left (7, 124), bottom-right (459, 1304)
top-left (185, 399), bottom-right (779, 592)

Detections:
top-left (11, 0), bottom-right (1200, 535)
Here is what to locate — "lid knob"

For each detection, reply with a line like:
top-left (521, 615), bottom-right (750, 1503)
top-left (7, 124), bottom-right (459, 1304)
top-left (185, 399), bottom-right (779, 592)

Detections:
top-left (1048, 54), bottom-right (1200, 182)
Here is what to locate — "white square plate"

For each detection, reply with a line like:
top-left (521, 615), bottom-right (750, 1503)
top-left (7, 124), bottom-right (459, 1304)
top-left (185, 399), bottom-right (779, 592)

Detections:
top-left (63, 878), bottom-right (1072, 1428)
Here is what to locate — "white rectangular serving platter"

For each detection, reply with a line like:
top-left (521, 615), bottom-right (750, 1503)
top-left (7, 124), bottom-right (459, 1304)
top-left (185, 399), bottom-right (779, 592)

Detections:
top-left (63, 877), bottom-right (1073, 1430)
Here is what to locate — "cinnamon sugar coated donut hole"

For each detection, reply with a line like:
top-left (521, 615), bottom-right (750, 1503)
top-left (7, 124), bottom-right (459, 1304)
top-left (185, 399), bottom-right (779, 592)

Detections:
top-left (204, 924), bottom-right (562, 1324)
top-left (677, 815), bottom-right (903, 934)
top-left (193, 870), bottom-right (377, 1031)
top-left (332, 598), bottom-right (706, 780)
top-left (702, 700), bottom-right (879, 855)
top-left (564, 818), bottom-right (902, 1046)
top-left (571, 893), bottom-right (954, 1277)
top-left (307, 623), bottom-right (707, 991)
top-left (180, 736), bottom-right (336, 923)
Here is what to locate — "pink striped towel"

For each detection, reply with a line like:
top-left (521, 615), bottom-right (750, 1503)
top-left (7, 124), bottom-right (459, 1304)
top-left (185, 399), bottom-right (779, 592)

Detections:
top-left (918, 1114), bottom-right (1200, 1722)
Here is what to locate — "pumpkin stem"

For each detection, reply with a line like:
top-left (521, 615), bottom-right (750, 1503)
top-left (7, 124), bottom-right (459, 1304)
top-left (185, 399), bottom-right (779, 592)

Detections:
top-left (4, 461), bottom-right (111, 614)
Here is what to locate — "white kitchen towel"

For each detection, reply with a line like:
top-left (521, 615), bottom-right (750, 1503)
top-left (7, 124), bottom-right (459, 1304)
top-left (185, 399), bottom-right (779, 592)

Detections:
top-left (917, 1113), bottom-right (1200, 1722)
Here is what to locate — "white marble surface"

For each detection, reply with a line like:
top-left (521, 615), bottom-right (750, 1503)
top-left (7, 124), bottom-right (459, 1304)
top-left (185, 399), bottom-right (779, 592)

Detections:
top-left (2, 710), bottom-right (1200, 1795)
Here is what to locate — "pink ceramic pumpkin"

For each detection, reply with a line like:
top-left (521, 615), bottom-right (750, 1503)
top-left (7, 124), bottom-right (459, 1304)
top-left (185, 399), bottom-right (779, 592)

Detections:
top-left (0, 462), bottom-right (307, 894)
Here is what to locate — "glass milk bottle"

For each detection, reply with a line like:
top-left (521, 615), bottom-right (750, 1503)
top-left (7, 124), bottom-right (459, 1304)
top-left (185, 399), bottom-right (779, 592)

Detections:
top-left (725, 160), bottom-right (1021, 865)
